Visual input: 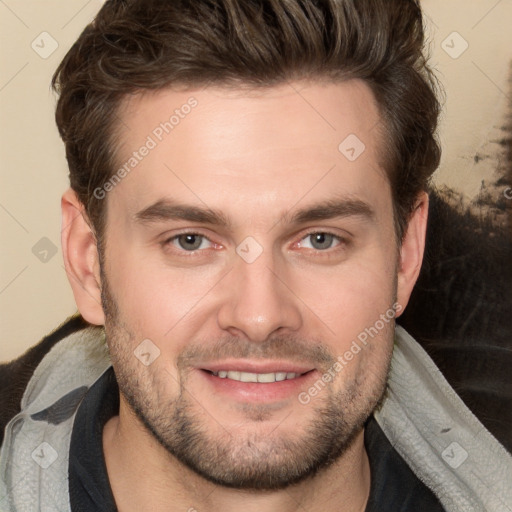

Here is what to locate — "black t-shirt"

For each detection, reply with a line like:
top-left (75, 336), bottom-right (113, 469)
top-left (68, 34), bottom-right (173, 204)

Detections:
top-left (69, 367), bottom-right (446, 511)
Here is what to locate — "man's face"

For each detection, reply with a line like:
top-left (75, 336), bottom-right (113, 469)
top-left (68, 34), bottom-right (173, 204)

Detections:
top-left (100, 80), bottom-right (400, 489)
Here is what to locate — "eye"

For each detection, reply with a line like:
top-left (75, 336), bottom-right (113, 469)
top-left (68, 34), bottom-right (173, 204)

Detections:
top-left (298, 232), bottom-right (342, 251)
top-left (166, 233), bottom-right (213, 251)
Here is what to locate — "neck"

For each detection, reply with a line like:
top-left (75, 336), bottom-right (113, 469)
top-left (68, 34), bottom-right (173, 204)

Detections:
top-left (103, 400), bottom-right (371, 512)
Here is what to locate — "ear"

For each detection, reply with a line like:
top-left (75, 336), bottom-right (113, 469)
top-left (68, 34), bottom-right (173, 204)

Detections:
top-left (395, 192), bottom-right (429, 316)
top-left (61, 188), bottom-right (105, 325)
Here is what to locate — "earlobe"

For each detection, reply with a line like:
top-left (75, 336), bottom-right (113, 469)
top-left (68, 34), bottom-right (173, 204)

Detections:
top-left (61, 188), bottom-right (105, 325)
top-left (395, 192), bottom-right (429, 316)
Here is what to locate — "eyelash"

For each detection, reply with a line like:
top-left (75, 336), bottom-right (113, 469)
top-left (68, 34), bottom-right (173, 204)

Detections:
top-left (161, 230), bottom-right (347, 257)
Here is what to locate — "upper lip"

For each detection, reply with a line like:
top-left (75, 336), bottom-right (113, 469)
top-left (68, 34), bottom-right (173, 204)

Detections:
top-left (198, 360), bottom-right (315, 375)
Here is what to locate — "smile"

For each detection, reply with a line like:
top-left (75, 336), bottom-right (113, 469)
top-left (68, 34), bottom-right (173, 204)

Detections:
top-left (209, 370), bottom-right (305, 383)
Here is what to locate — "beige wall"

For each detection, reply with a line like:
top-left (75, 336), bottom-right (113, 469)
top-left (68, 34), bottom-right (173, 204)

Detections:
top-left (1, 0), bottom-right (511, 361)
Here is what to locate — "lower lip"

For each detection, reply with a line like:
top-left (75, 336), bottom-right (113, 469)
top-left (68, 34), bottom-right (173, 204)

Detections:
top-left (198, 369), bottom-right (318, 403)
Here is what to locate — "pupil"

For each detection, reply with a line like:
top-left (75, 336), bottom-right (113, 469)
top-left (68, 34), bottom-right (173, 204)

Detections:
top-left (312, 233), bottom-right (332, 250)
top-left (179, 234), bottom-right (201, 250)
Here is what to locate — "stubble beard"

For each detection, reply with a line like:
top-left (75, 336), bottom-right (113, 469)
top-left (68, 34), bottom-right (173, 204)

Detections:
top-left (100, 264), bottom-right (394, 490)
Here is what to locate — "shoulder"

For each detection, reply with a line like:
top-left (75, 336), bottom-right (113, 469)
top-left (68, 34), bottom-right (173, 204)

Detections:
top-left (0, 313), bottom-right (92, 446)
top-left (399, 187), bottom-right (512, 453)
top-left (365, 416), bottom-right (445, 511)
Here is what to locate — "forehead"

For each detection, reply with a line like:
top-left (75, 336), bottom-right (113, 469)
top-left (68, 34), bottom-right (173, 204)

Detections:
top-left (115, 79), bottom-right (384, 155)
top-left (108, 79), bottom-right (389, 223)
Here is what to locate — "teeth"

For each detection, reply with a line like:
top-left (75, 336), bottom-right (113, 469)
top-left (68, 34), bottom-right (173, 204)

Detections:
top-left (239, 372), bottom-right (258, 383)
top-left (211, 370), bottom-right (301, 383)
top-left (257, 373), bottom-right (275, 383)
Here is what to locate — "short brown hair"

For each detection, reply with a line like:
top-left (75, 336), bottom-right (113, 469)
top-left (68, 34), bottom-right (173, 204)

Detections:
top-left (52, 0), bottom-right (441, 252)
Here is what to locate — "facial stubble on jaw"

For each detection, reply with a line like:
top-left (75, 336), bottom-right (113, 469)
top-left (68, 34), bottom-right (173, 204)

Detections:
top-left (99, 263), bottom-right (394, 491)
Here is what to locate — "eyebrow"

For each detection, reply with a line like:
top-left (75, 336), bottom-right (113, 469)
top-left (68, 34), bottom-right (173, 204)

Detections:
top-left (133, 197), bottom-right (375, 228)
top-left (134, 200), bottom-right (232, 227)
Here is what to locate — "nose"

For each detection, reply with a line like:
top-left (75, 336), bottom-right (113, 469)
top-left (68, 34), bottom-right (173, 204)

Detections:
top-left (216, 247), bottom-right (303, 343)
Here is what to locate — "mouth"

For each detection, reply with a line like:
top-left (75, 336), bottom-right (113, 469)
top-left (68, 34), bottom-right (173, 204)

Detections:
top-left (196, 361), bottom-right (317, 403)
top-left (206, 370), bottom-right (309, 383)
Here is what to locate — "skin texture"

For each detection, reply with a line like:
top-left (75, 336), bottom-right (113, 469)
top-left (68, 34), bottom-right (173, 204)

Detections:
top-left (61, 79), bottom-right (428, 512)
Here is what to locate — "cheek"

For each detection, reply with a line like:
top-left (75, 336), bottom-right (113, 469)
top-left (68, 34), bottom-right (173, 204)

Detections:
top-left (291, 254), bottom-right (397, 343)
top-left (105, 244), bottom-right (224, 337)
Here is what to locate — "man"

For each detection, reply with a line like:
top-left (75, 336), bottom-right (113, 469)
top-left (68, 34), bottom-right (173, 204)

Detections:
top-left (0, 0), bottom-right (511, 511)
